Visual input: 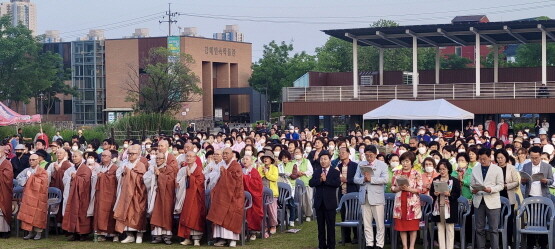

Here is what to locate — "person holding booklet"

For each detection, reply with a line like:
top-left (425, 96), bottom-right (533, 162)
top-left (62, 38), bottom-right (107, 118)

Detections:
top-left (470, 148), bottom-right (504, 249)
top-left (391, 151), bottom-right (422, 249)
top-left (354, 145), bottom-right (389, 249)
top-left (520, 146), bottom-right (553, 249)
top-left (494, 149), bottom-right (521, 247)
top-left (430, 159), bottom-right (461, 249)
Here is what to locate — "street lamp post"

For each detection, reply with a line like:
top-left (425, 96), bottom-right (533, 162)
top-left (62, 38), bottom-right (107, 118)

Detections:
top-left (38, 93), bottom-right (45, 121)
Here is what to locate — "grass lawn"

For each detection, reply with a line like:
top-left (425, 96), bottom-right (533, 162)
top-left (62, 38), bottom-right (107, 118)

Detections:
top-left (2, 216), bottom-right (429, 249)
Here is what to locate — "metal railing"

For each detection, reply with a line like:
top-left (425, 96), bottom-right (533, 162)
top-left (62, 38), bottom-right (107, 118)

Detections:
top-left (282, 82), bottom-right (553, 102)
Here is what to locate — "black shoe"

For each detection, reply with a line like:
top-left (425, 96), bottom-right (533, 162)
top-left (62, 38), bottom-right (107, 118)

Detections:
top-left (67, 234), bottom-right (77, 241)
top-left (23, 231), bottom-right (36, 240)
top-left (163, 236), bottom-right (172, 245)
top-left (151, 236), bottom-right (162, 244)
top-left (79, 234), bottom-right (88, 241)
top-left (351, 239), bottom-right (358, 244)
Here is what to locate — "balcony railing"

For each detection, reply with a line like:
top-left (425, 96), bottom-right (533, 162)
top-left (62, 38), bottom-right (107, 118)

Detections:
top-left (282, 82), bottom-right (552, 102)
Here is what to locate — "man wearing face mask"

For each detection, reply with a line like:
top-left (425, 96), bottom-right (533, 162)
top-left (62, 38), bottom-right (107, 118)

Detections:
top-left (62, 151), bottom-right (97, 241)
top-left (286, 128), bottom-right (300, 140)
top-left (93, 150), bottom-right (119, 242)
top-left (11, 144), bottom-right (30, 177)
top-left (336, 147), bottom-right (359, 244)
top-left (0, 146), bottom-right (13, 238)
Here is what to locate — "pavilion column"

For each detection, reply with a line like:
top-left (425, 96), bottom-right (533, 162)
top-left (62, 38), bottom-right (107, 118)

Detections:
top-left (542, 29), bottom-right (547, 85)
top-left (435, 46), bottom-right (440, 84)
top-left (475, 32), bottom-right (481, 96)
top-left (412, 35), bottom-right (418, 98)
top-left (494, 44), bottom-right (499, 83)
top-left (379, 48), bottom-right (384, 85)
top-left (353, 38), bottom-right (359, 98)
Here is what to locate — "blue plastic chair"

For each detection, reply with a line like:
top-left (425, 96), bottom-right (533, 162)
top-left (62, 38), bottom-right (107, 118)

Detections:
top-left (45, 187), bottom-right (62, 238)
top-left (12, 186), bottom-right (24, 237)
top-left (335, 192), bottom-right (361, 246)
top-left (430, 196), bottom-right (471, 249)
top-left (277, 182), bottom-right (292, 232)
top-left (515, 196), bottom-right (555, 249)
top-left (419, 194), bottom-right (433, 249)
top-left (241, 191), bottom-right (252, 246)
top-left (261, 187), bottom-right (274, 238)
top-left (294, 179), bottom-right (306, 224)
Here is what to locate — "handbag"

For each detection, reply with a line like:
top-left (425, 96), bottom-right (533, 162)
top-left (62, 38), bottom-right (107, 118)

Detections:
top-left (289, 164), bottom-right (300, 180)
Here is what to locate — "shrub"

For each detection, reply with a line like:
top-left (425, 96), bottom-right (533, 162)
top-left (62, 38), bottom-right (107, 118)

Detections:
top-left (108, 113), bottom-right (179, 132)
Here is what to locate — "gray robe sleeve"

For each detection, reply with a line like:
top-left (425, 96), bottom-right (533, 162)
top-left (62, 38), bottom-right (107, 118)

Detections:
top-left (62, 166), bottom-right (76, 216)
top-left (174, 167), bottom-right (188, 214)
top-left (143, 166), bottom-right (157, 215)
top-left (87, 165), bottom-right (100, 217)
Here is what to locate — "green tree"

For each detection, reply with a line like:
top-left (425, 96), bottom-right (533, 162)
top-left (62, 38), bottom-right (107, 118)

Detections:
top-left (314, 20), bottom-right (438, 73)
top-left (482, 47), bottom-right (513, 68)
top-left (124, 47), bottom-right (202, 114)
top-left (440, 54), bottom-right (473, 69)
top-left (0, 16), bottom-right (60, 110)
top-left (37, 53), bottom-right (77, 119)
top-left (513, 43), bottom-right (555, 67)
top-left (249, 41), bottom-right (316, 102)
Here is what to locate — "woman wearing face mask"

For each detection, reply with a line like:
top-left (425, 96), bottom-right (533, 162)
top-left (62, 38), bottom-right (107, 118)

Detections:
top-left (241, 145), bottom-right (257, 161)
top-left (303, 141), bottom-right (313, 158)
top-left (386, 154), bottom-right (401, 194)
top-left (495, 149), bottom-right (521, 246)
top-left (289, 148), bottom-right (314, 222)
top-left (420, 158), bottom-right (439, 195)
top-left (414, 141), bottom-right (429, 173)
top-left (258, 151), bottom-right (279, 235)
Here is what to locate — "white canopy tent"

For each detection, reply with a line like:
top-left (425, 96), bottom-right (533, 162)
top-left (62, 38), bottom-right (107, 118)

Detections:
top-left (362, 99), bottom-right (474, 129)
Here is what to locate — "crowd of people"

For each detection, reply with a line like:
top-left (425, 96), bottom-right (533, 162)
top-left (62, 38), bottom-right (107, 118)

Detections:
top-left (0, 119), bottom-right (553, 249)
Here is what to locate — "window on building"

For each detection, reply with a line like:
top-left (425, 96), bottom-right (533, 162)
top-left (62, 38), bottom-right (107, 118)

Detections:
top-left (42, 99), bottom-right (60, 115)
top-left (455, 46), bottom-right (462, 57)
top-left (64, 100), bottom-right (72, 114)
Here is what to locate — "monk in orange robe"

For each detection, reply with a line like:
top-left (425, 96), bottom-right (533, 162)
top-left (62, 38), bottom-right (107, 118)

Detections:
top-left (62, 151), bottom-right (97, 241)
top-left (177, 151), bottom-right (206, 246)
top-left (93, 150), bottom-right (119, 242)
top-left (113, 145), bottom-right (147, 244)
top-left (17, 154), bottom-right (50, 240)
top-left (46, 149), bottom-right (72, 225)
top-left (0, 146), bottom-right (14, 238)
top-left (207, 147), bottom-right (245, 247)
top-left (241, 156), bottom-right (264, 241)
top-left (144, 149), bottom-right (177, 245)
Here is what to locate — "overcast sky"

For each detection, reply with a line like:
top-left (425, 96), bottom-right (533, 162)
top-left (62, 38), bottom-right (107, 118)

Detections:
top-left (36, 0), bottom-right (555, 61)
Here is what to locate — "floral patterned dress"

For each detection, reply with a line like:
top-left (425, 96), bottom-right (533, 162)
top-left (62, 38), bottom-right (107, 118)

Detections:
top-left (393, 170), bottom-right (423, 231)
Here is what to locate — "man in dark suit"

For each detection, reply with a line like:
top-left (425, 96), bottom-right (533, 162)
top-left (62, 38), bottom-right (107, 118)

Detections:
top-left (336, 147), bottom-right (360, 244)
top-left (309, 151), bottom-right (341, 249)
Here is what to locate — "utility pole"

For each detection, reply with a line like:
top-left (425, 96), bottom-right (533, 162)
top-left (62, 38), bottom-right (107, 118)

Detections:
top-left (159, 3), bottom-right (178, 36)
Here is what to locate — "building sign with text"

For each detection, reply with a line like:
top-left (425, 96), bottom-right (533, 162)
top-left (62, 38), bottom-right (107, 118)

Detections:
top-left (205, 46), bottom-right (236, 57)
